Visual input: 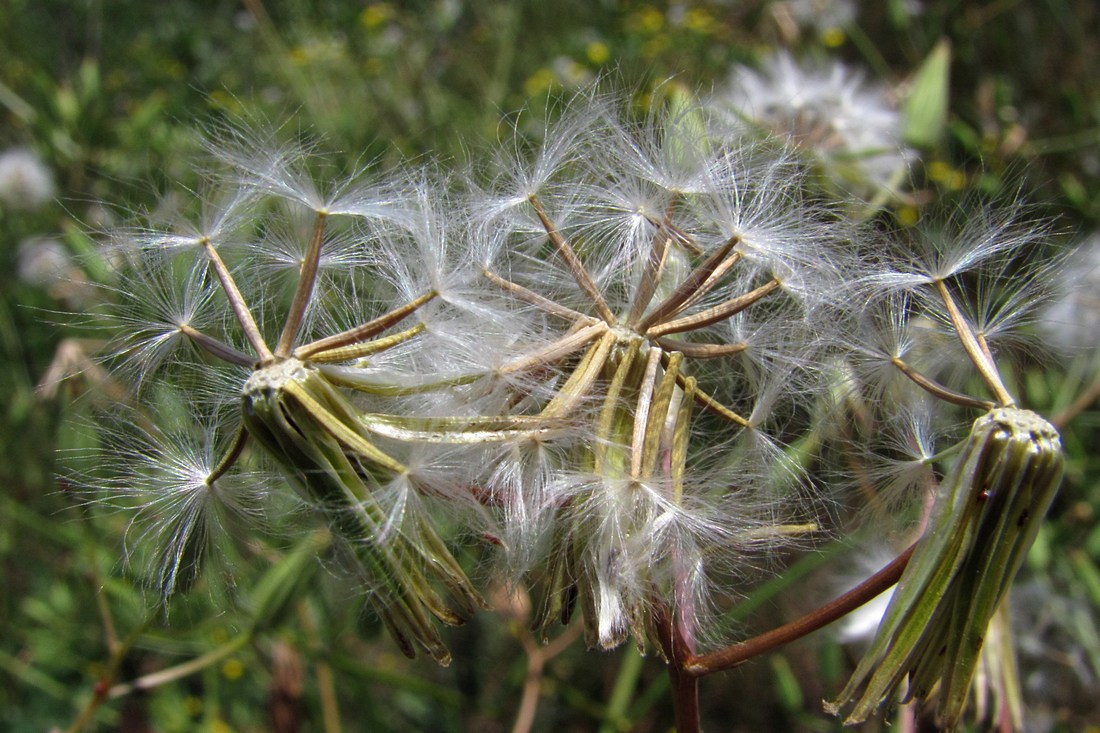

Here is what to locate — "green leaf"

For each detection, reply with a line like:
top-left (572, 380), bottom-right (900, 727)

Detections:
top-left (770, 655), bottom-right (804, 711)
top-left (245, 530), bottom-right (328, 631)
top-left (903, 39), bottom-right (951, 148)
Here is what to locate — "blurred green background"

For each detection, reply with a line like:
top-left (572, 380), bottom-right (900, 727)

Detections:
top-left (3, 1), bottom-right (1100, 731)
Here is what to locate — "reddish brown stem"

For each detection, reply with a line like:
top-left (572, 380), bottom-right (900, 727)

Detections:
top-left (682, 543), bottom-right (916, 678)
top-left (656, 606), bottom-right (701, 733)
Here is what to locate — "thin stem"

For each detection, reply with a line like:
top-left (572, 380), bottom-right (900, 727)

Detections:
top-left (683, 543), bottom-right (916, 677)
top-left (975, 331), bottom-right (998, 369)
top-left (0, 648), bottom-right (66, 700)
top-left (630, 347), bottom-right (664, 480)
top-left (315, 650), bottom-right (343, 733)
top-left (510, 641), bottom-right (544, 733)
top-left (528, 194), bottom-right (617, 325)
top-left (1051, 371), bottom-right (1100, 429)
top-left (933, 279), bottom-right (1014, 407)
top-left (691, 388), bottom-right (750, 427)
top-left (483, 269), bottom-right (598, 324)
top-left (93, 589), bottom-right (117, 654)
top-left (891, 357), bottom-right (996, 410)
top-left (35, 338), bottom-right (118, 400)
top-left (517, 629), bottom-right (576, 732)
top-left (627, 209), bottom-right (675, 325)
top-left (668, 654), bottom-right (701, 731)
top-left (200, 238), bottom-right (273, 362)
top-left (636, 235), bottom-right (741, 331)
top-left (511, 623), bottom-right (584, 733)
top-left (276, 210), bottom-right (328, 357)
top-left (655, 605), bottom-right (700, 733)
top-left (641, 213), bottom-right (703, 254)
top-left (206, 426), bottom-right (250, 486)
top-left (180, 324), bottom-right (256, 367)
top-left (67, 616), bottom-right (153, 733)
top-left (294, 290), bottom-right (436, 359)
top-left (672, 249), bottom-right (746, 317)
top-left (656, 337), bottom-right (747, 359)
top-left (307, 323), bottom-right (425, 363)
top-left (87, 552), bottom-right (119, 654)
top-left (597, 645), bottom-right (646, 733)
top-left (665, 360), bottom-right (750, 427)
top-left (297, 602), bottom-right (343, 733)
top-left (646, 280), bottom-right (780, 339)
top-left (109, 633), bottom-right (251, 698)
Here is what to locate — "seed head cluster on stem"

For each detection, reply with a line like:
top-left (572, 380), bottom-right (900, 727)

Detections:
top-left (84, 85), bottom-right (1069, 729)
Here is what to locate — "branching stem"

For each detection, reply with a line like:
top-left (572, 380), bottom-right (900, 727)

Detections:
top-left (655, 605), bottom-right (701, 733)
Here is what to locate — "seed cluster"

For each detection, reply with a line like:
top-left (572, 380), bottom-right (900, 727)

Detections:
top-left (92, 90), bottom-right (1064, 723)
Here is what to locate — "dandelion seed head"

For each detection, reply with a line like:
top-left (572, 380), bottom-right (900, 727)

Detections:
top-left (0, 146), bottom-right (55, 210)
top-left (714, 51), bottom-right (912, 195)
top-left (89, 82), bottom-right (948, 658)
top-left (106, 257), bottom-right (230, 389)
top-left (850, 397), bottom-right (948, 519)
top-left (865, 201), bottom-right (1042, 291)
top-left (17, 236), bottom-right (75, 289)
top-left (89, 416), bottom-right (269, 601)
